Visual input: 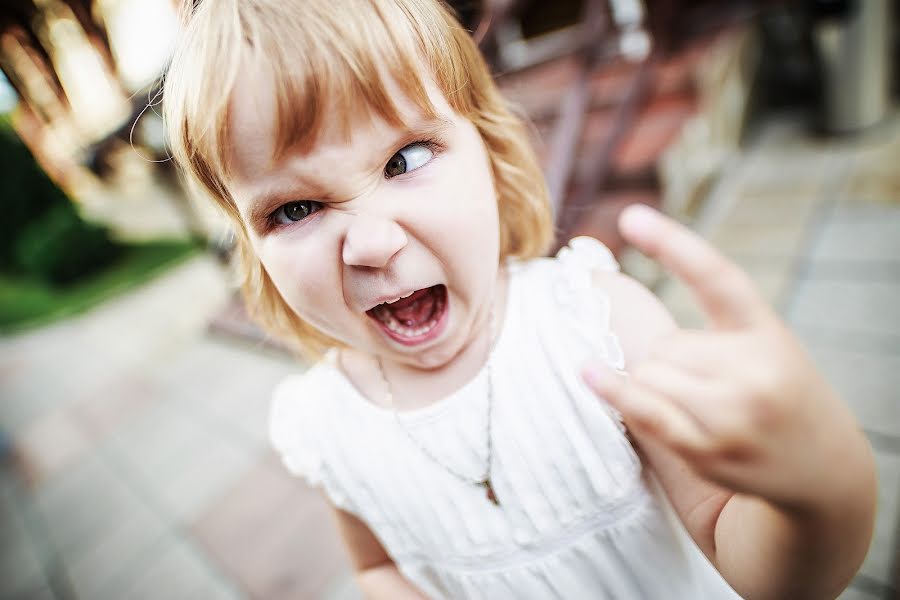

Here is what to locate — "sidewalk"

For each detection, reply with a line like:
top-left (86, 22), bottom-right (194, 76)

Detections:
top-left (1, 112), bottom-right (898, 599)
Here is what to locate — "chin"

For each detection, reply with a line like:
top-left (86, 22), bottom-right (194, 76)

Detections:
top-left (413, 350), bottom-right (457, 371)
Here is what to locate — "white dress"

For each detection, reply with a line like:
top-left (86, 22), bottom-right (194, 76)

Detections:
top-left (269, 238), bottom-right (743, 599)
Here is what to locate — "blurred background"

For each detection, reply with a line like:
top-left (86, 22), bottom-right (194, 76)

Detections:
top-left (0, 0), bottom-right (898, 598)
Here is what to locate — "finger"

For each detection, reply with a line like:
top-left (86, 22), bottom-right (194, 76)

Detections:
top-left (630, 360), bottom-right (735, 434)
top-left (647, 330), bottom-right (739, 376)
top-left (618, 204), bottom-right (770, 329)
top-left (582, 364), bottom-right (708, 455)
top-left (632, 360), bottom-right (718, 405)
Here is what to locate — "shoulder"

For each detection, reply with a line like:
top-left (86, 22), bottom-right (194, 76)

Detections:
top-left (269, 361), bottom-right (335, 426)
top-left (511, 235), bottom-right (620, 288)
top-left (591, 268), bottom-right (678, 365)
top-left (562, 235), bottom-right (677, 364)
top-left (514, 236), bottom-right (676, 366)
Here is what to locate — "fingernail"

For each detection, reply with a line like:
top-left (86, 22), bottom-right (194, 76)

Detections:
top-left (581, 362), bottom-right (622, 394)
top-left (618, 204), bottom-right (659, 243)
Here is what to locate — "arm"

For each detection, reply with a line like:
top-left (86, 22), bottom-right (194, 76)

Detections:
top-left (330, 503), bottom-right (430, 600)
top-left (581, 206), bottom-right (876, 599)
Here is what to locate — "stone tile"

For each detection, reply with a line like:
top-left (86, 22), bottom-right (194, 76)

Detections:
top-left (199, 385), bottom-right (278, 450)
top-left (804, 346), bottom-right (900, 439)
top-left (63, 500), bottom-right (169, 600)
top-left (152, 433), bottom-right (260, 524)
top-left (711, 223), bottom-right (808, 260)
top-left (153, 338), bottom-right (294, 392)
top-left (71, 374), bottom-right (161, 438)
top-left (724, 189), bottom-right (821, 227)
top-left (0, 368), bottom-right (72, 438)
top-left (857, 451), bottom-right (900, 585)
top-left (116, 537), bottom-right (245, 600)
top-left (12, 409), bottom-right (92, 487)
top-left (79, 257), bottom-right (228, 355)
top-left (837, 584), bottom-right (884, 600)
top-left (792, 326), bottom-right (900, 357)
top-left (0, 327), bottom-right (113, 420)
top-left (804, 261), bottom-right (900, 283)
top-left (737, 149), bottom-right (832, 197)
top-left (154, 339), bottom-right (299, 448)
top-left (746, 112), bottom-right (814, 148)
top-left (11, 582), bottom-right (56, 600)
top-left (106, 397), bottom-right (207, 481)
top-left (0, 473), bottom-right (48, 598)
top-left (193, 459), bottom-right (352, 600)
top-left (32, 451), bottom-right (149, 556)
top-left (786, 279), bottom-right (900, 337)
top-left (0, 256), bottom-right (230, 436)
top-left (106, 393), bottom-right (262, 524)
top-left (832, 196), bottom-right (900, 223)
top-left (844, 147), bottom-right (900, 204)
top-left (810, 219), bottom-right (900, 264)
top-left (656, 258), bottom-right (793, 327)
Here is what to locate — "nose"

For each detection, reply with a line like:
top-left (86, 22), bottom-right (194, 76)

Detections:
top-left (342, 214), bottom-right (408, 268)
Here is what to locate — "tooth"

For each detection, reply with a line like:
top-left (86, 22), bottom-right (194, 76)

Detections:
top-left (373, 296), bottom-right (443, 339)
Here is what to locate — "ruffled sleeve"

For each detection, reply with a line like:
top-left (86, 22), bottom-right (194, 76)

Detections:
top-left (268, 368), bottom-right (360, 513)
top-left (553, 236), bottom-right (626, 371)
top-left (269, 375), bottom-right (326, 487)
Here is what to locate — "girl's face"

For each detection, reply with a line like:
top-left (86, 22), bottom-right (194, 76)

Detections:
top-left (227, 67), bottom-right (501, 370)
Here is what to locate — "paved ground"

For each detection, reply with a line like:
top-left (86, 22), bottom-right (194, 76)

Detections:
top-left (1, 112), bottom-right (898, 599)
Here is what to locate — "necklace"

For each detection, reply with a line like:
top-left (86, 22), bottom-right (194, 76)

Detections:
top-left (375, 310), bottom-right (499, 506)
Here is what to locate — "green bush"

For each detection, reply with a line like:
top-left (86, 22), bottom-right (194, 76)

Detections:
top-left (2, 116), bottom-right (128, 285)
top-left (14, 203), bottom-right (124, 286)
top-left (0, 123), bottom-right (63, 273)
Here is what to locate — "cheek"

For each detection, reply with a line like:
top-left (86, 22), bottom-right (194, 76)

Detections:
top-left (456, 152), bottom-right (500, 242)
top-left (425, 152), bottom-right (501, 280)
top-left (431, 145), bottom-right (498, 226)
top-left (417, 177), bottom-right (498, 265)
top-left (255, 235), bottom-right (341, 323)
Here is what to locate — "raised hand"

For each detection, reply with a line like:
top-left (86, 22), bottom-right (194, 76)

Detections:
top-left (583, 204), bottom-right (867, 508)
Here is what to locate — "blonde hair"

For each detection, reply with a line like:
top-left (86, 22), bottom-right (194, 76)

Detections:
top-left (164, 0), bottom-right (553, 359)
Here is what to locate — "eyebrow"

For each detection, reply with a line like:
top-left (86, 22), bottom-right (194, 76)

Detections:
top-left (243, 117), bottom-right (454, 228)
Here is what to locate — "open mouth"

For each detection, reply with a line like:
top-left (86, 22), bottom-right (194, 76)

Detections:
top-left (366, 284), bottom-right (448, 345)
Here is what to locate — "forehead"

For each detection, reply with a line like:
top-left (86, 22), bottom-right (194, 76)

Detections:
top-left (225, 56), bottom-right (455, 186)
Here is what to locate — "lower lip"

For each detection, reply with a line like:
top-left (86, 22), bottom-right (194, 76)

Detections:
top-left (370, 291), bottom-right (450, 347)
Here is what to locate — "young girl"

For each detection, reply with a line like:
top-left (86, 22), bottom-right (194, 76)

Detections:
top-left (163, 0), bottom-right (876, 597)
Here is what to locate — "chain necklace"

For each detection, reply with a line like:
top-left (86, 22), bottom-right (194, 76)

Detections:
top-left (376, 310), bottom-right (499, 506)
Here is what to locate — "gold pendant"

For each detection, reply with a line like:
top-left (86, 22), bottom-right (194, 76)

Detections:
top-left (479, 479), bottom-right (499, 506)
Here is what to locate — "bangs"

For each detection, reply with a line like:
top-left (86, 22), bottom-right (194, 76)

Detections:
top-left (166, 0), bottom-right (475, 195)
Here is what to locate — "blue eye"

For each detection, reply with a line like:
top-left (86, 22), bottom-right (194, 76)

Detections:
top-left (272, 201), bottom-right (321, 225)
top-left (385, 142), bottom-right (434, 178)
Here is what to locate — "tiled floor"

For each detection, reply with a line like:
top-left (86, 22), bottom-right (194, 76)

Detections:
top-left (1, 112), bottom-right (898, 599)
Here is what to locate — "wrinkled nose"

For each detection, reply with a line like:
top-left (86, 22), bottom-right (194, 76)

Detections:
top-left (342, 214), bottom-right (408, 268)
